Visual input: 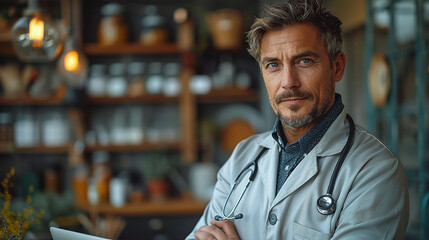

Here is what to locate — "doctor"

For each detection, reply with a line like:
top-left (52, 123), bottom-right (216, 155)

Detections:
top-left (186, 0), bottom-right (409, 239)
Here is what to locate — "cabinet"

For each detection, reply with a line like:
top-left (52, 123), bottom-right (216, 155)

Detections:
top-left (73, 0), bottom-right (262, 219)
top-left (365, 0), bottom-right (428, 239)
top-left (0, 1), bottom-right (263, 238)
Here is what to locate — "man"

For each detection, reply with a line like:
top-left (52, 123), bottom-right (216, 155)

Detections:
top-left (186, 1), bottom-right (409, 239)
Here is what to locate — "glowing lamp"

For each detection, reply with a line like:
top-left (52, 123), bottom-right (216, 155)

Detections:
top-left (10, 0), bottom-right (62, 62)
top-left (57, 37), bottom-right (88, 87)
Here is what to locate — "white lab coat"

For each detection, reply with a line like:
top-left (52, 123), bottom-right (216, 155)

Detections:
top-left (186, 110), bottom-right (409, 240)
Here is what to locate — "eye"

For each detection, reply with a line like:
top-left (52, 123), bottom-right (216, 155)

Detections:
top-left (266, 62), bottom-right (279, 70)
top-left (301, 58), bottom-right (311, 64)
top-left (297, 58), bottom-right (314, 67)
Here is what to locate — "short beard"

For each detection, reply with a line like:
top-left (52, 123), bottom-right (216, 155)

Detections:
top-left (277, 83), bottom-right (334, 128)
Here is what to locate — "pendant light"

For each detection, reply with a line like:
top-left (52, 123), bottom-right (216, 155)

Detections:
top-left (57, 0), bottom-right (88, 87)
top-left (10, 0), bottom-right (62, 62)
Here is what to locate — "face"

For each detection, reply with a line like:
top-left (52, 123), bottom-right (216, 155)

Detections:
top-left (259, 24), bottom-right (345, 130)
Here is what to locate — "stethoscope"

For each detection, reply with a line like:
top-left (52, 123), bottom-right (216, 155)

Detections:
top-left (214, 114), bottom-right (355, 221)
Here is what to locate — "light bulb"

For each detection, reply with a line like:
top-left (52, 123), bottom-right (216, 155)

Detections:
top-left (10, 0), bottom-right (62, 62)
top-left (57, 37), bottom-right (88, 87)
top-left (64, 50), bottom-right (79, 71)
top-left (29, 16), bottom-right (44, 46)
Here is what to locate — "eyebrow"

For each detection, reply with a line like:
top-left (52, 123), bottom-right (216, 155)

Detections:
top-left (260, 50), bottom-right (321, 66)
top-left (292, 50), bottom-right (321, 61)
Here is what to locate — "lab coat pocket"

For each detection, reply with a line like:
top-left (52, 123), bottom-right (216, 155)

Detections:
top-left (293, 222), bottom-right (331, 240)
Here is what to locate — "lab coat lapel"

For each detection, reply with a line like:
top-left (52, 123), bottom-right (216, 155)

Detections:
top-left (273, 150), bottom-right (318, 205)
top-left (257, 137), bottom-right (279, 205)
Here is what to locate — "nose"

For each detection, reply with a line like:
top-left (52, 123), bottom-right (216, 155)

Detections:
top-left (280, 66), bottom-right (300, 89)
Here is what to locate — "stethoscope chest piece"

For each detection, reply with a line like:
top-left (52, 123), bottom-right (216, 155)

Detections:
top-left (316, 194), bottom-right (336, 215)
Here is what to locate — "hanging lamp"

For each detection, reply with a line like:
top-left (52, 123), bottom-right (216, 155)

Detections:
top-left (57, 0), bottom-right (88, 87)
top-left (10, 0), bottom-right (62, 62)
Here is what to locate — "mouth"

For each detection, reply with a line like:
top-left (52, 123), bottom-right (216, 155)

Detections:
top-left (280, 97), bottom-right (307, 104)
top-left (275, 92), bottom-right (311, 104)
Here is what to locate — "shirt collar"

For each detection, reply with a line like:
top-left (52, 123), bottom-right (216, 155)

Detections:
top-left (271, 93), bottom-right (344, 154)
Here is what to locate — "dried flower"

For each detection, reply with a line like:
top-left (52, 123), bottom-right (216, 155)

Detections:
top-left (0, 168), bottom-right (44, 240)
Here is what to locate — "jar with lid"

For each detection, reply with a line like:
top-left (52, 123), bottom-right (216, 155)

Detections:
top-left (145, 62), bottom-right (163, 95)
top-left (42, 110), bottom-right (69, 147)
top-left (127, 62), bottom-right (146, 97)
top-left (14, 110), bottom-right (39, 147)
top-left (140, 5), bottom-right (169, 45)
top-left (87, 64), bottom-right (107, 97)
top-left (98, 3), bottom-right (129, 46)
top-left (107, 63), bottom-right (127, 97)
top-left (162, 62), bottom-right (181, 97)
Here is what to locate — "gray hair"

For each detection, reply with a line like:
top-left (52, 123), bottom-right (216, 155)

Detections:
top-left (246, 0), bottom-right (342, 64)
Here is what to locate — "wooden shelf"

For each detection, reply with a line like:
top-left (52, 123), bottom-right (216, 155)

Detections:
top-left (86, 95), bottom-right (180, 104)
top-left (0, 145), bottom-right (70, 154)
top-left (0, 95), bottom-right (65, 105)
top-left (75, 195), bottom-right (208, 216)
top-left (0, 86), bottom-right (67, 105)
top-left (82, 43), bottom-right (183, 56)
top-left (197, 88), bottom-right (259, 103)
top-left (85, 141), bottom-right (181, 152)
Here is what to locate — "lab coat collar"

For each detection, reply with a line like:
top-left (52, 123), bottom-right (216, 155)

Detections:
top-left (255, 109), bottom-right (350, 205)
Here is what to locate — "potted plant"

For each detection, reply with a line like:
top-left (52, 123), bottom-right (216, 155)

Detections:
top-left (140, 153), bottom-right (175, 201)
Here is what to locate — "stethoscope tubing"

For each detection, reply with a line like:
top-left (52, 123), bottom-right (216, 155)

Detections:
top-left (326, 114), bottom-right (355, 195)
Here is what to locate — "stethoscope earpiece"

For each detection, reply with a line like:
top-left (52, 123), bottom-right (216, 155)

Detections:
top-left (317, 194), bottom-right (336, 215)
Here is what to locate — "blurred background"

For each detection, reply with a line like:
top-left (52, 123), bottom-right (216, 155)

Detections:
top-left (0, 0), bottom-right (427, 239)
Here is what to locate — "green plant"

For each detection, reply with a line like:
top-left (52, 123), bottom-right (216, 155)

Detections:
top-left (0, 168), bottom-right (44, 240)
top-left (140, 152), bottom-right (180, 181)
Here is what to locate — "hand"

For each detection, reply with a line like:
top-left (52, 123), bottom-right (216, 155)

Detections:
top-left (195, 219), bottom-right (241, 240)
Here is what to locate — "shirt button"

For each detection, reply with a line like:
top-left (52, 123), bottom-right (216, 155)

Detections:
top-left (269, 213), bottom-right (277, 225)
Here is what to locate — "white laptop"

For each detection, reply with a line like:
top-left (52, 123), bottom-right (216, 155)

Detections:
top-left (50, 227), bottom-right (112, 240)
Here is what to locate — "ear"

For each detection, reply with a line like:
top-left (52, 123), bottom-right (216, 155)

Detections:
top-left (333, 51), bottom-right (346, 83)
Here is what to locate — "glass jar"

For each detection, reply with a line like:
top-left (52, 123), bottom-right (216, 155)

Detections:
top-left (107, 63), bottom-right (127, 97)
top-left (162, 62), bottom-right (181, 97)
top-left (145, 62), bottom-right (163, 95)
top-left (87, 64), bottom-right (107, 97)
top-left (14, 111), bottom-right (38, 147)
top-left (98, 3), bottom-right (129, 46)
top-left (127, 62), bottom-right (146, 97)
top-left (140, 5), bottom-right (168, 45)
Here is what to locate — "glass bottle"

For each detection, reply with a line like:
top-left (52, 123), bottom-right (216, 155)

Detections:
top-left (98, 3), bottom-right (129, 46)
top-left (90, 151), bottom-right (111, 204)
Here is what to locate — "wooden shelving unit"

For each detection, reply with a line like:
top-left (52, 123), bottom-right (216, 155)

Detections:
top-left (0, 0), bottom-right (261, 227)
